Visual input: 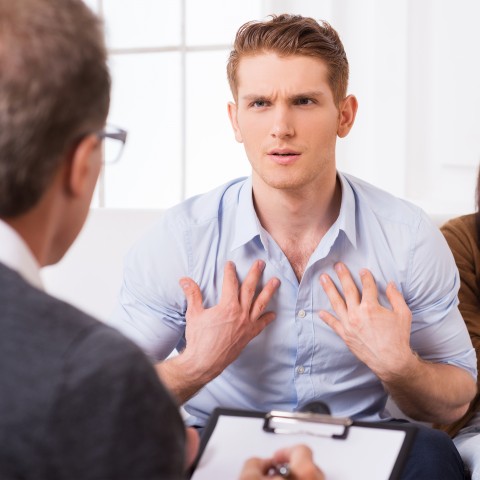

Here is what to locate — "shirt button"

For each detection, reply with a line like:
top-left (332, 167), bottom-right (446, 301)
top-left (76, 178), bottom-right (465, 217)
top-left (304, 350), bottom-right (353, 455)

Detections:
top-left (297, 366), bottom-right (305, 374)
top-left (298, 309), bottom-right (306, 318)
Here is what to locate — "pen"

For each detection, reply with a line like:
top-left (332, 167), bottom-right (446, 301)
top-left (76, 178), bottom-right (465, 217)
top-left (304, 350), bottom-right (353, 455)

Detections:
top-left (268, 463), bottom-right (291, 478)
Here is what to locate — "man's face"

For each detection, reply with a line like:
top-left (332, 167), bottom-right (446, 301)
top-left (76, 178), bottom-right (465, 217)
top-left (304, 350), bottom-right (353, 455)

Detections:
top-left (228, 53), bottom-right (355, 193)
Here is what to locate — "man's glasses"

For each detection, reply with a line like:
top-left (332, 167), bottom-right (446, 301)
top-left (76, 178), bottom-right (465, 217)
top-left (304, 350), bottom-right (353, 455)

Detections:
top-left (96, 125), bottom-right (128, 164)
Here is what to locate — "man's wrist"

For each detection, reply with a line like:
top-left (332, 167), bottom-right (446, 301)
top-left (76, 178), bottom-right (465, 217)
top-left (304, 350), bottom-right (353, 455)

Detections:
top-left (377, 349), bottom-right (421, 385)
top-left (162, 349), bottom-right (218, 391)
top-left (156, 355), bottom-right (205, 404)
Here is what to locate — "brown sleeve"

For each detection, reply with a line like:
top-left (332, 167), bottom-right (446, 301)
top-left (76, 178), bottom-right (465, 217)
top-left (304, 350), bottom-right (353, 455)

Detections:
top-left (437, 215), bottom-right (480, 436)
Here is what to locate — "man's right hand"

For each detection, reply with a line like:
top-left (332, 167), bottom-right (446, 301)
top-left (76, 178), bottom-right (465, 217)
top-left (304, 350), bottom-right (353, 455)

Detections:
top-left (157, 260), bottom-right (280, 403)
top-left (239, 445), bottom-right (325, 480)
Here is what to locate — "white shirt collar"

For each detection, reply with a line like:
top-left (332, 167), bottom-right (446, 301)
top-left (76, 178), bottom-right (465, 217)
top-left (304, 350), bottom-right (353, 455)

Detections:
top-left (0, 219), bottom-right (43, 290)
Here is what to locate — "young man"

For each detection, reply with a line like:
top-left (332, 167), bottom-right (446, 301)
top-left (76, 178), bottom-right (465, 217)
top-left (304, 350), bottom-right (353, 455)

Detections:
top-left (110, 14), bottom-right (477, 478)
top-left (0, 1), bottom-right (190, 478)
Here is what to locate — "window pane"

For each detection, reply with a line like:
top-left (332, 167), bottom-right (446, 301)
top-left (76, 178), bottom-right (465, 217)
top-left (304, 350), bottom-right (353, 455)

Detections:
top-left (186, 0), bottom-right (262, 46)
top-left (103, 0), bottom-right (181, 49)
top-left (185, 51), bottom-right (249, 198)
top-left (430, 1), bottom-right (480, 169)
top-left (105, 53), bottom-right (182, 208)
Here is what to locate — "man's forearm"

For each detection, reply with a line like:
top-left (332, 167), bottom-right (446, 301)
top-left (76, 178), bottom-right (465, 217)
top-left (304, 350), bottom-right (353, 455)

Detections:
top-left (155, 352), bottom-right (219, 404)
top-left (155, 262), bottom-right (280, 405)
top-left (381, 354), bottom-right (477, 424)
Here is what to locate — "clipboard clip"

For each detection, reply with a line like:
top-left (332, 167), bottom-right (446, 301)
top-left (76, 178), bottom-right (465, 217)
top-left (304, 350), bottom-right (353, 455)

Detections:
top-left (263, 410), bottom-right (353, 440)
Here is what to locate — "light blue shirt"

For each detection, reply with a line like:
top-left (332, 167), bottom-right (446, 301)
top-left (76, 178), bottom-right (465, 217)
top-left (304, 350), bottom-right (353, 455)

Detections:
top-left (110, 173), bottom-right (476, 426)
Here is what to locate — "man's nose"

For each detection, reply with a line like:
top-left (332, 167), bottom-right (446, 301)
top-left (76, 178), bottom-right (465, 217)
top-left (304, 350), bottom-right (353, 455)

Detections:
top-left (270, 106), bottom-right (294, 138)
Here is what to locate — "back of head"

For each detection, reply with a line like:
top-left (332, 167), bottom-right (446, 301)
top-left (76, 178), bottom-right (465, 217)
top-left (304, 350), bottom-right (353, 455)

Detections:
top-left (0, 0), bottom-right (110, 218)
top-left (227, 14), bottom-right (349, 106)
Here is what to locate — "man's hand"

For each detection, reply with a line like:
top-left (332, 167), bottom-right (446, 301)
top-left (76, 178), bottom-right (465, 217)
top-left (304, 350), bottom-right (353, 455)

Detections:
top-left (318, 262), bottom-right (415, 380)
top-left (318, 262), bottom-right (476, 423)
top-left (180, 260), bottom-right (280, 378)
top-left (184, 427), bottom-right (200, 471)
top-left (239, 445), bottom-right (325, 480)
top-left (157, 260), bottom-right (280, 402)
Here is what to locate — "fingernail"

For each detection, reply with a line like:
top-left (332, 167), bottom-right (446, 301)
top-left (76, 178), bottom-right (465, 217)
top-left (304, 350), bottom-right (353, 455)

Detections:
top-left (334, 263), bottom-right (343, 272)
top-left (179, 279), bottom-right (190, 289)
top-left (360, 269), bottom-right (367, 277)
top-left (320, 274), bottom-right (328, 285)
top-left (271, 278), bottom-right (280, 288)
top-left (258, 260), bottom-right (266, 271)
top-left (389, 281), bottom-right (398, 290)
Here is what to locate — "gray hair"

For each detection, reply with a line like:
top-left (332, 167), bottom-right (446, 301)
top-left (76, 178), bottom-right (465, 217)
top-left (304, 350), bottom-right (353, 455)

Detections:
top-left (0, 0), bottom-right (110, 216)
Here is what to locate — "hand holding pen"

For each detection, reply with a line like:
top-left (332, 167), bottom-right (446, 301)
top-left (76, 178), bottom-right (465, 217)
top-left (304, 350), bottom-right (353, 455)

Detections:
top-left (239, 444), bottom-right (325, 480)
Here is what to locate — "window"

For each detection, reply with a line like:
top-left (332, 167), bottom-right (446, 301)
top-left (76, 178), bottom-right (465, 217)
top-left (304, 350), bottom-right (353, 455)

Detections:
top-left (88, 0), bottom-right (480, 215)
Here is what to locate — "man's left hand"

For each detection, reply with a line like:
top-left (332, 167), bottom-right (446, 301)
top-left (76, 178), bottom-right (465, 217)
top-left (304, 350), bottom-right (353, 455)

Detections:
top-left (318, 262), bottom-right (415, 379)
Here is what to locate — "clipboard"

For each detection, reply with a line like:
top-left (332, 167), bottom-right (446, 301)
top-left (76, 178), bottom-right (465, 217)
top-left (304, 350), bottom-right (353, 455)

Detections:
top-left (189, 408), bottom-right (416, 480)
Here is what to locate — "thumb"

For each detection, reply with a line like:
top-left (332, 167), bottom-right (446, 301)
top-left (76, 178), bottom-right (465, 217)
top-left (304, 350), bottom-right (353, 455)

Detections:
top-left (184, 427), bottom-right (200, 470)
top-left (179, 277), bottom-right (204, 316)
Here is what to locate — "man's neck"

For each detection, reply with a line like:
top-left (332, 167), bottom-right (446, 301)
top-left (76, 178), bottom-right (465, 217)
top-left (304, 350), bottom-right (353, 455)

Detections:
top-left (0, 218), bottom-right (43, 289)
top-left (4, 175), bottom-right (66, 268)
top-left (252, 173), bottom-right (342, 281)
top-left (252, 173), bottom-right (342, 242)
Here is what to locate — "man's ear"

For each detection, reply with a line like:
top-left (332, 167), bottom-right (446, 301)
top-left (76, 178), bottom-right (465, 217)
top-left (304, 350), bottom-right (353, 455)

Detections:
top-left (337, 95), bottom-right (358, 138)
top-left (65, 134), bottom-right (100, 197)
top-left (227, 101), bottom-right (243, 143)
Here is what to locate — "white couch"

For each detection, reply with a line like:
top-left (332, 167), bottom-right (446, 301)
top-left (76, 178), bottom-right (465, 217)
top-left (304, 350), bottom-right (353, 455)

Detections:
top-left (42, 208), bottom-right (162, 321)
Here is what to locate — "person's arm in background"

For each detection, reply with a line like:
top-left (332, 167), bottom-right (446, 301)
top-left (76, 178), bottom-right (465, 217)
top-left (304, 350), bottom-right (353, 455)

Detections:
top-left (239, 445), bottom-right (325, 480)
top-left (439, 215), bottom-right (480, 434)
top-left (442, 217), bottom-right (480, 385)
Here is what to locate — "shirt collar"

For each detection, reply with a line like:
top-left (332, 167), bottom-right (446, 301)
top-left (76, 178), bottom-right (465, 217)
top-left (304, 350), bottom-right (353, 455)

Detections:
top-left (231, 177), bottom-right (262, 251)
top-left (335, 172), bottom-right (357, 249)
top-left (230, 173), bottom-right (358, 252)
top-left (0, 219), bottom-right (43, 289)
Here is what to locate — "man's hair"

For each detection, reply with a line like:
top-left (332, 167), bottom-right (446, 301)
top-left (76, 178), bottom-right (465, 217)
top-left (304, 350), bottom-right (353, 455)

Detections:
top-left (0, 0), bottom-right (110, 217)
top-left (227, 14), bottom-right (349, 106)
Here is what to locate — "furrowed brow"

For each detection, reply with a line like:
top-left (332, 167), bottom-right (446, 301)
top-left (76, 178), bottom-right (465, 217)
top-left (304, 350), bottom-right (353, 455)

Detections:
top-left (289, 91), bottom-right (325, 101)
top-left (241, 94), bottom-right (271, 102)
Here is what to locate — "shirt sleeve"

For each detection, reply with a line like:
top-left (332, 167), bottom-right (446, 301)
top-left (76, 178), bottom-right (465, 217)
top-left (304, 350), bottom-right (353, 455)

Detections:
top-left (405, 212), bottom-right (477, 379)
top-left (108, 212), bottom-right (190, 360)
top-left (49, 325), bottom-right (186, 480)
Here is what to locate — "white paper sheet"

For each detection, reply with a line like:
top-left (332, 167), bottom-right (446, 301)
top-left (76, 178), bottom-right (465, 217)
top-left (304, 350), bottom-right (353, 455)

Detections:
top-left (191, 415), bottom-right (409, 480)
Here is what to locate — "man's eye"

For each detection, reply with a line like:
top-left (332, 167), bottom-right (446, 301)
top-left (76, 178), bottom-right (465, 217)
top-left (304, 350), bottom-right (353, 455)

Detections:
top-left (296, 98), bottom-right (313, 105)
top-left (252, 100), bottom-right (268, 108)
